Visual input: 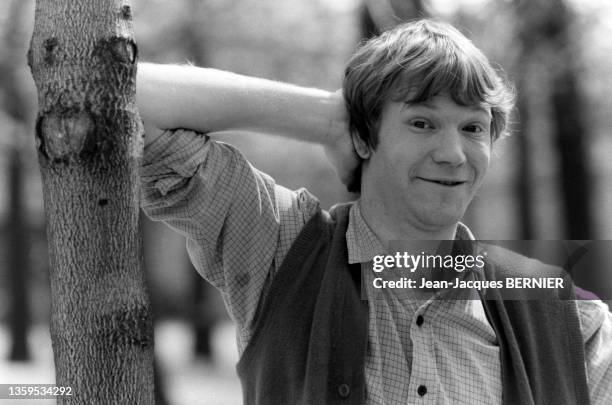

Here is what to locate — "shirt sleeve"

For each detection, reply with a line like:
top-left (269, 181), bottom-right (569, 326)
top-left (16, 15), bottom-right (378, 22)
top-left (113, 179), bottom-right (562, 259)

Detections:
top-left (140, 129), bottom-right (320, 349)
top-left (577, 299), bottom-right (612, 405)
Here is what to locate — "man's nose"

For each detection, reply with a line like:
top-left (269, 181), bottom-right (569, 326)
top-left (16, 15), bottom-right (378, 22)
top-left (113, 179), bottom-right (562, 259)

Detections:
top-left (430, 130), bottom-right (467, 166)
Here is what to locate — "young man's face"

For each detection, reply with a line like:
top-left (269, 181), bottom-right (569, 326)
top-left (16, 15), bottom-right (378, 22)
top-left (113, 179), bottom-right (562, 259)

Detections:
top-left (359, 93), bottom-right (492, 233)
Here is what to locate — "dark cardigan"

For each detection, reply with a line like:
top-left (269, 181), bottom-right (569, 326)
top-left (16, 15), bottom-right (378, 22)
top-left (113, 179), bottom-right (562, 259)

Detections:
top-left (236, 204), bottom-right (590, 405)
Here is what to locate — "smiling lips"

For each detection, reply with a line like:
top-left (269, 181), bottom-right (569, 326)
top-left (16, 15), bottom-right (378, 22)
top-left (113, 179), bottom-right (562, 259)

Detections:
top-left (418, 177), bottom-right (467, 186)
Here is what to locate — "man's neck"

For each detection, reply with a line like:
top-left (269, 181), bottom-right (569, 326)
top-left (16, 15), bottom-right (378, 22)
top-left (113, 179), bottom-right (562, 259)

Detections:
top-left (358, 200), bottom-right (461, 298)
top-left (358, 198), bottom-right (458, 243)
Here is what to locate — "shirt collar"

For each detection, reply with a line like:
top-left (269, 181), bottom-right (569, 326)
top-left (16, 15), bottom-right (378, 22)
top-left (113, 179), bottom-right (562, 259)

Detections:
top-left (346, 200), bottom-right (476, 264)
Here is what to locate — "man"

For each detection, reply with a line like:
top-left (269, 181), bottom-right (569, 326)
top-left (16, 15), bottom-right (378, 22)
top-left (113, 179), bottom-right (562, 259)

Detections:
top-left (138, 20), bottom-right (611, 404)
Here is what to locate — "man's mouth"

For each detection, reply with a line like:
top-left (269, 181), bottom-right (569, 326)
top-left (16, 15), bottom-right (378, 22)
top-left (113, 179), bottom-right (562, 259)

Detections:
top-left (418, 178), bottom-right (466, 186)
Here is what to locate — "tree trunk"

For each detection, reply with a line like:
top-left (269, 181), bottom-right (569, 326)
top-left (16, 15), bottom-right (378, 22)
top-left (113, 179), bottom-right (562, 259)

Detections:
top-left (7, 142), bottom-right (31, 361)
top-left (543, 1), bottom-right (593, 239)
top-left (2, 0), bottom-right (34, 362)
top-left (515, 0), bottom-right (593, 239)
top-left (550, 62), bottom-right (593, 239)
top-left (513, 47), bottom-right (536, 240)
top-left (364, 0), bottom-right (425, 32)
top-left (360, 2), bottom-right (380, 39)
top-left (28, 1), bottom-right (154, 403)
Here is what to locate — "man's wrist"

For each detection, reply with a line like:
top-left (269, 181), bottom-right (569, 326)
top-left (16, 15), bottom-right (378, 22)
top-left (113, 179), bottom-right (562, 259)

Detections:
top-left (323, 89), bottom-right (348, 147)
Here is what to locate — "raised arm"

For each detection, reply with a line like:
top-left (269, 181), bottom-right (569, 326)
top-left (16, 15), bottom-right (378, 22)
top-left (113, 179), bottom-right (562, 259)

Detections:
top-left (137, 64), bottom-right (357, 341)
top-left (136, 62), bottom-right (358, 185)
top-left (137, 63), bottom-right (340, 143)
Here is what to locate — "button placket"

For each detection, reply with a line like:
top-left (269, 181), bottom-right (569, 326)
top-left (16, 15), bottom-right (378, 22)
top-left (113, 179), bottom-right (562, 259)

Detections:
top-left (408, 303), bottom-right (438, 403)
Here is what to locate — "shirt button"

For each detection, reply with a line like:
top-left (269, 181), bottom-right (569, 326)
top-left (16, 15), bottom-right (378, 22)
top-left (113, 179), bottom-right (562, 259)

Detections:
top-left (417, 385), bottom-right (427, 396)
top-left (416, 315), bottom-right (424, 326)
top-left (338, 383), bottom-right (351, 398)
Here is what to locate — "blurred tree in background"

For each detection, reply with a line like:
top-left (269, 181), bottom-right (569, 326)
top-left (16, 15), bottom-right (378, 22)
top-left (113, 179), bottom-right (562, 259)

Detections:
top-left (174, 0), bottom-right (219, 360)
top-left (1, 0), bottom-right (33, 362)
top-left (513, 0), bottom-right (593, 240)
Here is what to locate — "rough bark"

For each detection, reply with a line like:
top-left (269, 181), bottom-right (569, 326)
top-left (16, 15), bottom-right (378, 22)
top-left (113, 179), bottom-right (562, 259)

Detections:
top-left (28, 1), bottom-right (154, 403)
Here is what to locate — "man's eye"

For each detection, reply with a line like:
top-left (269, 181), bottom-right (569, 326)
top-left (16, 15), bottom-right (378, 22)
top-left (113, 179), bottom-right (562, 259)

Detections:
top-left (410, 120), bottom-right (432, 129)
top-left (463, 124), bottom-right (485, 134)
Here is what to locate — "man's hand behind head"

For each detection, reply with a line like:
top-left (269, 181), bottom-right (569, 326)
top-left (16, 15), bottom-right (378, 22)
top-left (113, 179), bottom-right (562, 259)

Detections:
top-left (323, 89), bottom-right (361, 192)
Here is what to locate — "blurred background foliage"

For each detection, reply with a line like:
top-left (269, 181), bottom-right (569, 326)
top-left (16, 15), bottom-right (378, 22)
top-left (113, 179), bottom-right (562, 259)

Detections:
top-left (0, 0), bottom-right (611, 402)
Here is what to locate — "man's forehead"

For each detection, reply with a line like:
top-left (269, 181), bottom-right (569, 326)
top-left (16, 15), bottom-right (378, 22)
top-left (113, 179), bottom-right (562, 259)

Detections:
top-left (402, 97), bottom-right (492, 118)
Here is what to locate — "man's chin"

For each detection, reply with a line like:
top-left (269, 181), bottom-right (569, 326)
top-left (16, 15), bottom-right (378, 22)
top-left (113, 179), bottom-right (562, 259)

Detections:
top-left (416, 209), bottom-right (464, 232)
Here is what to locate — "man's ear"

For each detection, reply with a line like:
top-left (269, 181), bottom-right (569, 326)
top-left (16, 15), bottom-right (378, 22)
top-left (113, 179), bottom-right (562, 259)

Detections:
top-left (351, 132), bottom-right (372, 159)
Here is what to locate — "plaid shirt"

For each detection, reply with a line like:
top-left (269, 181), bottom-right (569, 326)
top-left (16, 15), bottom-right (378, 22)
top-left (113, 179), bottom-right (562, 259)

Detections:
top-left (141, 129), bottom-right (612, 404)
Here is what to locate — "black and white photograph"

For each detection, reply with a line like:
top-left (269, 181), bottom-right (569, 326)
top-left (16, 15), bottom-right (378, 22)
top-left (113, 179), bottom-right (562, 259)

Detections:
top-left (0, 0), bottom-right (611, 404)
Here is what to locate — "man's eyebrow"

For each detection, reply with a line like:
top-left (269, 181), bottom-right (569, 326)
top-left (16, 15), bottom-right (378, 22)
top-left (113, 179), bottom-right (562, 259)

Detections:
top-left (402, 100), bottom-right (491, 117)
top-left (402, 100), bottom-right (438, 109)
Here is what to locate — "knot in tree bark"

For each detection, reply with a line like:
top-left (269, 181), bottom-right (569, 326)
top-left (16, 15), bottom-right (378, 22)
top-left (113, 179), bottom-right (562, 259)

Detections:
top-left (38, 110), bottom-right (94, 161)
